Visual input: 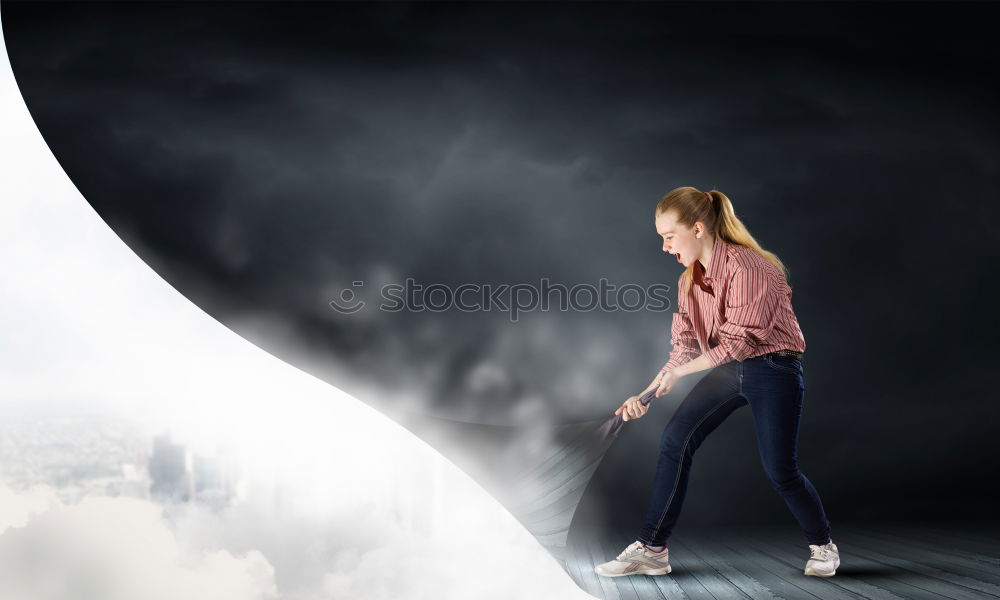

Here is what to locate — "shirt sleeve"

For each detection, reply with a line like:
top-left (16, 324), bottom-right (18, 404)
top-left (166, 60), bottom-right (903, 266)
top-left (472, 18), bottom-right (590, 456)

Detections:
top-left (661, 276), bottom-right (701, 372)
top-left (705, 266), bottom-right (780, 366)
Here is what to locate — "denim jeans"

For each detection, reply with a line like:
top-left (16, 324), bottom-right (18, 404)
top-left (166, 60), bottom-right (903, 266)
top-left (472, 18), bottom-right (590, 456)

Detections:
top-left (637, 353), bottom-right (832, 546)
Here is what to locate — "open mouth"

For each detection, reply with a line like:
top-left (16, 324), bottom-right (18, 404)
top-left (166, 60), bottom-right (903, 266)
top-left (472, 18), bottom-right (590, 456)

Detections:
top-left (676, 253), bottom-right (682, 263)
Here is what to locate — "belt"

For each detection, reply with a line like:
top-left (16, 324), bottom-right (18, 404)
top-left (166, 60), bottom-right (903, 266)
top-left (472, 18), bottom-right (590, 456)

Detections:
top-left (767, 349), bottom-right (803, 360)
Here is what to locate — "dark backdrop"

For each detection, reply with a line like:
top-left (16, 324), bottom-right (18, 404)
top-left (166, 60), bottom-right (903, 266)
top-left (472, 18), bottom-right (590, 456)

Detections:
top-left (4, 1), bottom-right (999, 527)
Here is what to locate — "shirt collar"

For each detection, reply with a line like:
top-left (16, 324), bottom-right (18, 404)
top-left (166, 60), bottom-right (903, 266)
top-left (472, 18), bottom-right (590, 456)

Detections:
top-left (702, 235), bottom-right (728, 283)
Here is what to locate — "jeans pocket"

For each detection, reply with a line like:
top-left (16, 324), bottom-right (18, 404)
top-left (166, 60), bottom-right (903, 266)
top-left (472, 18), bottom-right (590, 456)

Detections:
top-left (764, 354), bottom-right (803, 375)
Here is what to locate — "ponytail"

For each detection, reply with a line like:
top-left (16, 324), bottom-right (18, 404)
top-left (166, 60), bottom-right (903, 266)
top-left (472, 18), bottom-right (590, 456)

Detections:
top-left (656, 187), bottom-right (788, 295)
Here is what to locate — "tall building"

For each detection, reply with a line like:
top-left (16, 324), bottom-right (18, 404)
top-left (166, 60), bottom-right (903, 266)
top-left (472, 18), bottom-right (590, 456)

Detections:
top-left (149, 434), bottom-right (193, 502)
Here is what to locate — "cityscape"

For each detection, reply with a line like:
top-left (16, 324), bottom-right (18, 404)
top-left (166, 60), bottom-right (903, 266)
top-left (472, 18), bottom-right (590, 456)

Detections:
top-left (0, 406), bottom-right (452, 536)
top-left (0, 412), bottom-right (241, 510)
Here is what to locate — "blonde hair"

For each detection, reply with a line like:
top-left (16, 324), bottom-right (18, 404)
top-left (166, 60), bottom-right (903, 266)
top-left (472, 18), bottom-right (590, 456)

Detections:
top-left (655, 186), bottom-right (787, 295)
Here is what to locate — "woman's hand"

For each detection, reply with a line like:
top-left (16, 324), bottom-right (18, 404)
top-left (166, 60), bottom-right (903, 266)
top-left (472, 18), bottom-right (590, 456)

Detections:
top-left (615, 394), bottom-right (649, 422)
top-left (614, 370), bottom-right (668, 421)
top-left (655, 370), bottom-right (680, 397)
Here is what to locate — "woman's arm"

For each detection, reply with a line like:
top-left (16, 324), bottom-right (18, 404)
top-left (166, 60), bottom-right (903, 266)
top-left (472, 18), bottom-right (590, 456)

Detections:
top-left (660, 274), bottom-right (700, 373)
top-left (705, 266), bottom-right (781, 366)
top-left (672, 353), bottom-right (715, 378)
top-left (655, 353), bottom-right (713, 397)
top-left (657, 266), bottom-right (783, 395)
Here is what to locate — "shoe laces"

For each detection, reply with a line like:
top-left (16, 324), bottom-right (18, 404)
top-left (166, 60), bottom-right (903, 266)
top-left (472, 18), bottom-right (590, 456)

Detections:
top-left (616, 541), bottom-right (646, 561)
top-left (809, 544), bottom-right (835, 561)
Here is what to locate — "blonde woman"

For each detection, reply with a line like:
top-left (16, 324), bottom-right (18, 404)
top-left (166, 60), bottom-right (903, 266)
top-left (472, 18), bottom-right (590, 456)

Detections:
top-left (596, 187), bottom-right (839, 578)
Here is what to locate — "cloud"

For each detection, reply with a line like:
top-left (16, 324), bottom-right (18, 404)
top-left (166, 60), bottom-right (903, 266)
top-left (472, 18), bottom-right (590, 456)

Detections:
top-left (0, 484), bottom-right (61, 534)
top-left (320, 528), bottom-right (571, 600)
top-left (0, 484), bottom-right (277, 600)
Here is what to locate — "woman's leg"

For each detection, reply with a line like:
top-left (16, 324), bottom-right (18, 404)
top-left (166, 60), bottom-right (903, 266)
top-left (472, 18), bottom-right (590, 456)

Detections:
top-left (742, 355), bottom-right (832, 546)
top-left (637, 362), bottom-right (745, 546)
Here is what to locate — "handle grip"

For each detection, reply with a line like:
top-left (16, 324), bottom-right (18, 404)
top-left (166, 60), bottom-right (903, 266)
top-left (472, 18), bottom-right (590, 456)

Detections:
top-left (605, 387), bottom-right (660, 438)
top-left (637, 388), bottom-right (657, 406)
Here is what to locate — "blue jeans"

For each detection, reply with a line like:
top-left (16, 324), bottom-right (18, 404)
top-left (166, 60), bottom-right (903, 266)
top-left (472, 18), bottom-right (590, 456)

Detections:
top-left (637, 353), bottom-right (832, 546)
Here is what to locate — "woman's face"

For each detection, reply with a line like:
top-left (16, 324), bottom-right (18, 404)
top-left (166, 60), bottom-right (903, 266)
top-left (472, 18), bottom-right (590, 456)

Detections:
top-left (655, 210), bottom-right (705, 268)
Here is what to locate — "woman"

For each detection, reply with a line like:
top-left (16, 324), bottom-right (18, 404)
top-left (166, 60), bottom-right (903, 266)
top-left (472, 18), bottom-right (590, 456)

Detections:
top-left (595, 187), bottom-right (839, 579)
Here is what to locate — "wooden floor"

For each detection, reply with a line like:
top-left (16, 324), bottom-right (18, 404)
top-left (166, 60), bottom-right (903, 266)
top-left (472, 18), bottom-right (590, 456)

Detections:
top-left (565, 522), bottom-right (1000, 600)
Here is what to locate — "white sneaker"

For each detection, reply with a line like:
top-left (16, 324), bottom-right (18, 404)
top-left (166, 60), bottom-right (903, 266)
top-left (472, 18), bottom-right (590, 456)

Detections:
top-left (595, 540), bottom-right (672, 577)
top-left (804, 541), bottom-right (840, 577)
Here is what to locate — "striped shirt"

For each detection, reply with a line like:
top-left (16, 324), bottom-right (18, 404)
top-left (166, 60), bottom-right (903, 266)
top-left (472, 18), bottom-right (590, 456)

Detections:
top-left (662, 235), bottom-right (806, 371)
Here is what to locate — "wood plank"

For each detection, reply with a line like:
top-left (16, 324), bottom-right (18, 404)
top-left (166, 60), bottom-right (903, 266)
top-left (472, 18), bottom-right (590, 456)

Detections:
top-left (752, 529), bottom-right (948, 600)
top-left (564, 534), bottom-right (595, 598)
top-left (586, 532), bottom-right (622, 600)
top-left (920, 523), bottom-right (1000, 553)
top-left (868, 527), bottom-right (1000, 568)
top-left (770, 527), bottom-right (984, 600)
top-left (878, 525), bottom-right (1000, 566)
top-left (662, 535), bottom-right (731, 600)
top-left (669, 535), bottom-right (754, 599)
top-left (627, 571), bottom-right (672, 600)
top-left (573, 532), bottom-right (609, 599)
top-left (839, 532), bottom-right (1000, 599)
top-left (736, 535), bottom-right (891, 600)
top-left (649, 538), bottom-right (716, 600)
top-left (707, 530), bottom-right (865, 600)
top-left (648, 561), bottom-right (699, 600)
top-left (679, 533), bottom-right (786, 599)
top-left (842, 528), bottom-right (1000, 584)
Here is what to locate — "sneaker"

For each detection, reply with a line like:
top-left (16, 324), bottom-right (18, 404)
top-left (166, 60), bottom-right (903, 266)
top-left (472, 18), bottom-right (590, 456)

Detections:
top-left (594, 540), bottom-right (672, 577)
top-left (804, 541), bottom-right (840, 577)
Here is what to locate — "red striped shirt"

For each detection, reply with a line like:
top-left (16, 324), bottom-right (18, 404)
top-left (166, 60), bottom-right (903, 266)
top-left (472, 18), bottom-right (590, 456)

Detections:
top-left (662, 235), bottom-right (806, 371)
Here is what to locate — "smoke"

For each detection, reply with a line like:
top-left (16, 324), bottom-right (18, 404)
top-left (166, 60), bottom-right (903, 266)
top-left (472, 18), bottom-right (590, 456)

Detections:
top-left (0, 35), bottom-right (593, 598)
